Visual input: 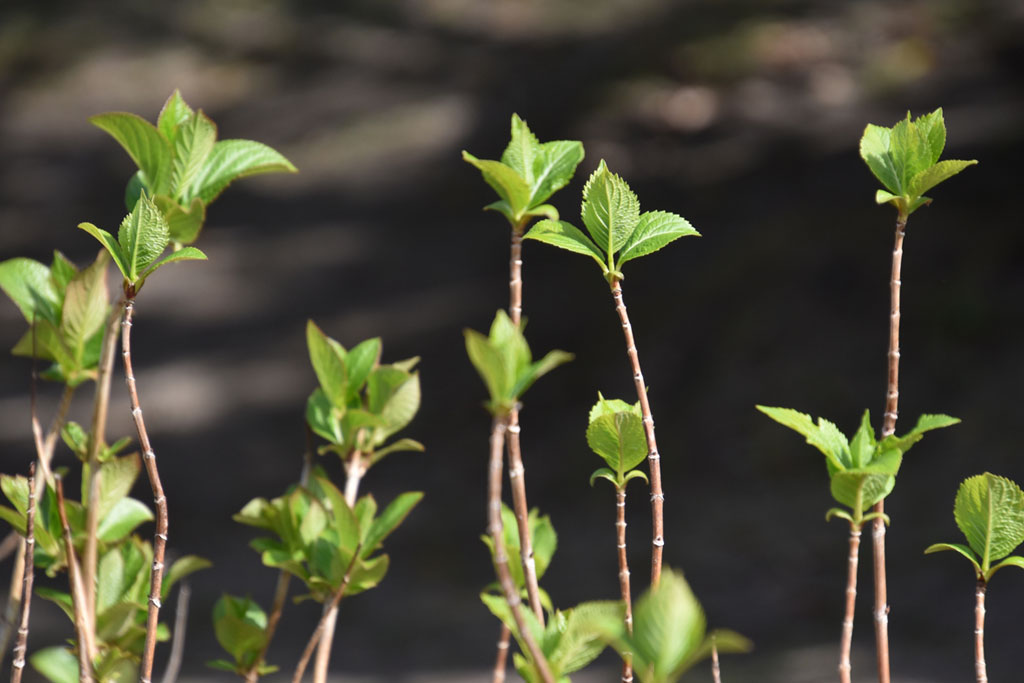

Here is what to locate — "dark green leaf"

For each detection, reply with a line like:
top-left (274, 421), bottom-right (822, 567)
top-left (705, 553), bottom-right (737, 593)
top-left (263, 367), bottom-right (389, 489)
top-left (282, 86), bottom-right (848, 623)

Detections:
top-left (347, 552), bottom-right (389, 594)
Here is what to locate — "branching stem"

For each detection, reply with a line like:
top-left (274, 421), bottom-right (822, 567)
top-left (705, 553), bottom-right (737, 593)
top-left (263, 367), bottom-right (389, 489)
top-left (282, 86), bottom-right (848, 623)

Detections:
top-left (610, 280), bottom-right (665, 586)
top-left (975, 580), bottom-right (987, 683)
top-left (10, 462), bottom-right (36, 683)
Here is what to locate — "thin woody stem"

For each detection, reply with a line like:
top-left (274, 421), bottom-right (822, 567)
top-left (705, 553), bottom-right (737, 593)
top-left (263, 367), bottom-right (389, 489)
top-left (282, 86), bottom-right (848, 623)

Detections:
top-left (615, 486), bottom-right (634, 683)
top-left (10, 462), bottom-right (36, 683)
top-left (872, 214), bottom-right (905, 683)
top-left (292, 544), bottom-right (363, 683)
top-left (711, 636), bottom-right (721, 683)
top-left (160, 583), bottom-right (190, 683)
top-left (839, 526), bottom-right (862, 683)
top-left (122, 298), bottom-right (169, 683)
top-left (489, 417), bottom-right (554, 683)
top-left (312, 450), bottom-right (366, 683)
top-left (55, 477), bottom-right (96, 682)
top-left (610, 280), bottom-right (665, 586)
top-left (975, 580), bottom-right (987, 683)
top-left (492, 625), bottom-right (511, 683)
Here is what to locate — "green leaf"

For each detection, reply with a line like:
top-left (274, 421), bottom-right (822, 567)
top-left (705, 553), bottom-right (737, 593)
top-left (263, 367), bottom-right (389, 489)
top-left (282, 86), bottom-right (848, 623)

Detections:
top-left (153, 195), bottom-right (207, 245)
top-left (95, 453), bottom-right (141, 520)
top-left (529, 508), bottom-right (558, 580)
top-left (78, 222), bottom-right (131, 281)
top-left (954, 473), bottom-right (1024, 568)
top-left (848, 410), bottom-right (875, 470)
top-left (589, 394), bottom-right (639, 422)
top-left (140, 246), bottom-right (207, 280)
top-left (188, 139), bottom-right (297, 204)
top-left (0, 257), bottom-right (59, 324)
top-left (157, 90), bottom-right (195, 142)
top-left (368, 367), bottom-right (420, 440)
top-left (212, 594), bottom-right (268, 665)
top-left (924, 542), bottom-right (981, 577)
top-left (163, 555), bottom-right (212, 599)
top-left (95, 544), bottom-right (128, 613)
top-left (860, 124), bottom-right (900, 194)
top-left (524, 220), bottom-right (605, 269)
top-left (829, 471), bottom-right (895, 512)
top-left (512, 350), bottom-right (574, 402)
top-left (756, 406), bottom-right (851, 473)
top-left (586, 410), bottom-right (647, 475)
top-left (369, 438), bottom-right (425, 465)
top-left (530, 139), bottom-right (585, 207)
top-left (580, 160), bottom-right (640, 257)
top-left (629, 569), bottom-right (707, 681)
top-left (362, 491), bottom-right (423, 557)
top-left (548, 601), bottom-right (622, 676)
top-left (462, 151), bottom-right (531, 218)
top-left (125, 170), bottom-right (148, 211)
top-left (118, 193), bottom-right (170, 282)
top-left (908, 159), bottom-right (978, 198)
top-left (90, 112), bottom-right (172, 195)
top-left (12, 318), bottom-right (75, 372)
top-left (306, 320), bottom-right (348, 409)
top-left (589, 467), bottom-right (619, 488)
top-left (616, 210), bottom-right (699, 269)
top-left (306, 388), bottom-right (343, 444)
top-left (500, 114), bottom-right (540, 186)
top-left (465, 327), bottom-right (510, 414)
top-left (98, 497), bottom-right (153, 542)
top-left (49, 252), bottom-right (78, 294)
top-left (988, 555), bottom-right (1024, 580)
top-left (170, 110), bottom-right (217, 200)
top-left (346, 552), bottom-right (390, 594)
top-left (31, 646), bottom-right (79, 683)
top-left (523, 204), bottom-right (559, 221)
top-left (345, 337), bottom-right (381, 402)
top-left (60, 251), bottom-right (110, 365)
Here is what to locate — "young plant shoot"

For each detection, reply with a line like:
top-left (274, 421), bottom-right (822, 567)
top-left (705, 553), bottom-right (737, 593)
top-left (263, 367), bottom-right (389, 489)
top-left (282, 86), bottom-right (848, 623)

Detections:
top-left (465, 310), bottom-right (573, 683)
top-left (525, 160), bottom-right (699, 586)
top-left (465, 115), bottom-right (585, 635)
top-left (925, 473), bottom-right (1024, 683)
top-left (756, 407), bottom-right (958, 683)
top-left (586, 394), bottom-right (648, 683)
top-left (859, 107), bottom-right (976, 682)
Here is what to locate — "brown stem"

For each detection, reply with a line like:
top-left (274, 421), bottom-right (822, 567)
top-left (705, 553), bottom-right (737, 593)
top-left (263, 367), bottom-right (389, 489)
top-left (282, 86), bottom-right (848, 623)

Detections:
top-left (492, 624), bottom-right (511, 683)
top-left (975, 580), bottom-right (987, 683)
top-left (10, 463), bottom-right (36, 683)
top-left (615, 486), bottom-right (634, 683)
top-left (122, 298), bottom-right (168, 683)
top-left (711, 636), bottom-right (721, 683)
top-left (839, 526), bottom-right (862, 683)
top-left (509, 225), bottom-right (524, 326)
top-left (160, 583), bottom-right (190, 683)
top-left (610, 280), bottom-right (665, 587)
top-left (55, 477), bottom-right (96, 682)
top-left (83, 304), bottom-right (123, 633)
top-left (505, 412), bottom-right (544, 624)
top-left (872, 215), bottom-right (905, 683)
top-left (291, 545), bottom-right (362, 683)
top-left (489, 417), bottom-right (554, 683)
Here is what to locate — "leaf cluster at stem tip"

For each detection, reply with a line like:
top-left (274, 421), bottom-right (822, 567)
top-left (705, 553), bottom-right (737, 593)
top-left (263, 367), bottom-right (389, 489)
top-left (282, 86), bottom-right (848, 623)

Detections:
top-left (524, 160), bottom-right (699, 284)
top-left (586, 393), bottom-right (649, 489)
top-left (859, 108), bottom-right (977, 218)
top-left (757, 406), bottom-right (959, 527)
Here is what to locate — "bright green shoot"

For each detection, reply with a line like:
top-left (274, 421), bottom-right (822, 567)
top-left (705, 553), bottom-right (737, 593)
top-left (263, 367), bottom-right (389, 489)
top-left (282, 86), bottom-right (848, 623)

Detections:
top-left (464, 310), bottom-right (573, 417)
top-left (926, 473), bottom-right (1024, 582)
top-left (92, 90), bottom-right (296, 246)
top-left (463, 114), bottom-right (584, 229)
top-left (524, 160), bottom-right (699, 284)
top-left (860, 108), bottom-right (977, 219)
top-left (757, 407), bottom-right (959, 527)
top-left (77, 192), bottom-right (207, 296)
top-left (587, 394), bottom-right (648, 490)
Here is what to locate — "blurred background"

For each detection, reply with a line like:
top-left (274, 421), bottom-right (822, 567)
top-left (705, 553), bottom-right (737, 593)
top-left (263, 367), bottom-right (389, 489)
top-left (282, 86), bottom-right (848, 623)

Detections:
top-left (1, 0), bottom-right (1023, 681)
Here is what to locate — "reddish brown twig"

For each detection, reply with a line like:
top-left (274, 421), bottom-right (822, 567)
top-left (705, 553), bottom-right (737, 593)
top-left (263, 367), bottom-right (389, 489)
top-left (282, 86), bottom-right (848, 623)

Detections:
top-left (492, 624), bottom-right (511, 683)
top-left (609, 280), bottom-right (665, 587)
top-left (839, 527), bottom-right (862, 683)
top-left (121, 298), bottom-right (168, 683)
top-left (711, 636), bottom-right (721, 683)
top-left (975, 580), bottom-right (987, 683)
top-left (55, 476), bottom-right (96, 682)
top-left (10, 462), bottom-right (36, 683)
top-left (615, 486), bottom-right (634, 683)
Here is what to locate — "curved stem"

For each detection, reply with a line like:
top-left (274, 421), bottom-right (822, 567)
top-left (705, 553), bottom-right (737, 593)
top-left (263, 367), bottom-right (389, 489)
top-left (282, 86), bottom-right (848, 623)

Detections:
top-left (122, 299), bottom-right (169, 683)
top-left (610, 280), bottom-right (665, 586)
top-left (10, 463), bottom-right (36, 683)
top-left (488, 417), bottom-right (554, 683)
top-left (975, 580), bottom-right (987, 683)
top-left (491, 624), bottom-right (511, 683)
top-left (55, 477), bottom-right (95, 682)
top-left (615, 486), bottom-right (633, 683)
top-left (872, 215), bottom-right (905, 683)
top-left (839, 526), bottom-right (862, 683)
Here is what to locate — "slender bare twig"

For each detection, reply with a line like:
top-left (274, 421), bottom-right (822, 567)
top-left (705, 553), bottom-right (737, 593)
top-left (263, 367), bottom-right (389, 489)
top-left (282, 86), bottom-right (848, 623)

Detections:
top-left (489, 417), bottom-right (554, 683)
top-left (975, 580), bottom-right (987, 683)
top-left (609, 280), bottom-right (665, 587)
top-left (292, 544), bottom-right (362, 683)
top-left (159, 583), bottom-right (190, 683)
top-left (711, 635), bottom-right (721, 683)
top-left (492, 625), bottom-right (511, 683)
top-left (505, 411), bottom-right (544, 623)
top-left (615, 486), bottom-right (634, 683)
top-left (839, 527), bottom-right (862, 683)
top-left (10, 462), bottom-right (36, 683)
top-left (121, 298), bottom-right (169, 683)
top-left (872, 214), bottom-right (906, 683)
top-left (55, 477), bottom-right (96, 682)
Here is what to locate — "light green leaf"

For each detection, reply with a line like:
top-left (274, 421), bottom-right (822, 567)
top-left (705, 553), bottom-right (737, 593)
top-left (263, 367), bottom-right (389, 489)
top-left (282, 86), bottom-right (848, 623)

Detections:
top-left (756, 406), bottom-right (851, 473)
top-left (368, 368), bottom-right (420, 440)
top-left (306, 320), bottom-right (348, 409)
top-left (581, 160), bottom-right (640, 256)
top-left (0, 257), bottom-right (59, 324)
top-left (829, 471), bottom-right (895, 512)
top-left (523, 204), bottom-right (559, 221)
top-left (163, 555), bottom-right (212, 599)
top-left (61, 251), bottom-right (110, 364)
top-left (170, 110), bottom-right (217, 200)
top-left (154, 194), bottom-right (207, 245)
top-left (95, 453), bottom-right (142, 521)
top-left (616, 210), bottom-right (699, 269)
top-left (859, 123), bottom-right (900, 194)
top-left (924, 542), bottom-right (981, 576)
top-left (529, 508), bottom-right (558, 579)
top-left (90, 112), bottom-right (172, 195)
top-left (524, 219), bottom-right (605, 269)
top-left (916, 108), bottom-right (947, 166)
top-left (463, 151), bottom-right (531, 217)
top-left (117, 193), bottom-right (170, 281)
top-left (345, 337), bottom-right (381, 402)
top-left (212, 594), bottom-right (268, 664)
top-left (140, 245), bottom-right (207, 280)
top-left (78, 222), bottom-right (131, 281)
top-left (629, 569), bottom-right (707, 681)
top-left (465, 327), bottom-right (510, 414)
top-left (346, 552), bottom-right (390, 594)
top-left (512, 349), bottom-right (574, 401)
top-left (98, 497), bottom-right (153, 542)
top-left (848, 410), bottom-right (875, 470)
top-left (875, 189), bottom-right (900, 206)
top-left (157, 90), bottom-right (195, 142)
top-left (586, 410), bottom-right (647, 475)
top-left (988, 555), bottom-right (1024, 580)
top-left (548, 601), bottom-right (622, 675)
top-left (589, 395), bottom-right (639, 422)
top-left (188, 139), bottom-right (297, 204)
top-left (500, 114), bottom-right (540, 186)
top-left (530, 139), bottom-right (585, 207)
top-left (908, 159), bottom-right (978, 197)
top-left (369, 438), bottom-right (425, 465)
top-left (589, 467), bottom-right (619, 488)
top-left (31, 646), bottom-right (79, 683)
top-left (49, 251), bottom-right (77, 294)
top-left (362, 491), bottom-right (423, 557)
top-left (95, 544), bottom-right (127, 613)
top-left (954, 473), bottom-right (1024, 568)
top-left (306, 388), bottom-right (343, 444)
top-left (12, 318), bottom-right (75, 371)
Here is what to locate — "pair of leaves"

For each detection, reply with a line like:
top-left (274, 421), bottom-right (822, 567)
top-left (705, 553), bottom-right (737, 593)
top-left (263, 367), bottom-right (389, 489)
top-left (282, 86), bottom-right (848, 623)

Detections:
top-left (757, 406), bottom-right (959, 523)
top-left (463, 114), bottom-right (585, 227)
top-left (481, 593), bottom-right (622, 683)
top-left (93, 89), bottom-right (297, 245)
top-left (79, 192), bottom-right (207, 293)
top-left (926, 473), bottom-right (1024, 582)
top-left (860, 108), bottom-right (977, 217)
top-left (480, 503), bottom-right (558, 602)
top-left (234, 472), bottom-right (423, 602)
top-left (524, 161), bottom-right (699, 282)
top-left (0, 250), bottom-right (110, 385)
top-left (208, 594), bottom-right (278, 676)
top-left (587, 393), bottom-right (649, 489)
top-left (464, 310), bottom-right (573, 416)
top-left (305, 321), bottom-right (424, 463)
top-left (602, 569), bottom-right (751, 683)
